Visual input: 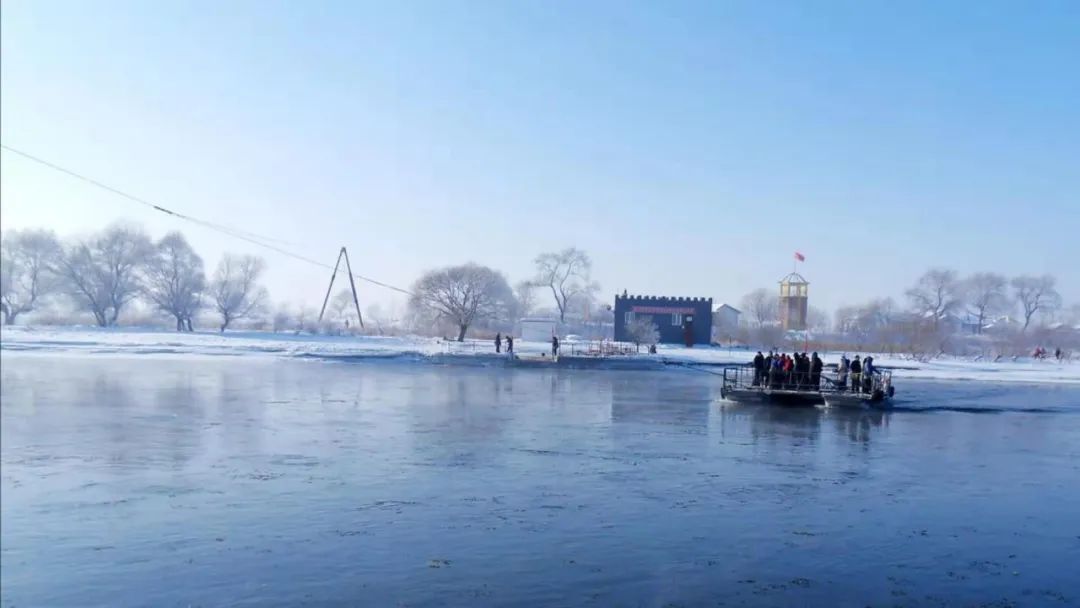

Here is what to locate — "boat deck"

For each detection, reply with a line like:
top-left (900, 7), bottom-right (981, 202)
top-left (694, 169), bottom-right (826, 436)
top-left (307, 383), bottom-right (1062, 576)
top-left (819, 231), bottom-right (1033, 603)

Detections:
top-left (719, 365), bottom-right (893, 407)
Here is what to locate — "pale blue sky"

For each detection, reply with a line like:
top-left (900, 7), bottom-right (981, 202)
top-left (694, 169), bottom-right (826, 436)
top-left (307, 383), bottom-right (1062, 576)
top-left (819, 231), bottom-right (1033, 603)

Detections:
top-left (2, 0), bottom-right (1078, 315)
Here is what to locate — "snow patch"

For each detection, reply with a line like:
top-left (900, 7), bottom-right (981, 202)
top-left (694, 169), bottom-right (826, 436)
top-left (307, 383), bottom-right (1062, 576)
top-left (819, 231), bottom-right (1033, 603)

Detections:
top-left (2, 326), bottom-right (1079, 385)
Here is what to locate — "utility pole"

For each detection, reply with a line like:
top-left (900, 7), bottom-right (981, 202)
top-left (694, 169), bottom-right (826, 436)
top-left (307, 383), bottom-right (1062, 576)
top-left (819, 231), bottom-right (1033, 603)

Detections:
top-left (318, 247), bottom-right (364, 328)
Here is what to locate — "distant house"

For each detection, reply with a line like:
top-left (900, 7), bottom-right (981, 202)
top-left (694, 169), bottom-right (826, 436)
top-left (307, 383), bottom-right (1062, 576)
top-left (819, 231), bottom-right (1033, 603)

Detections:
top-left (713, 304), bottom-right (741, 330)
top-left (613, 294), bottom-right (713, 346)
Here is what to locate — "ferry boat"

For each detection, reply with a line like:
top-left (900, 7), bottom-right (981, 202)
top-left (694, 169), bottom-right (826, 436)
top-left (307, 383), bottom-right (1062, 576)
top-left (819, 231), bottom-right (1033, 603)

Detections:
top-left (719, 364), bottom-right (895, 408)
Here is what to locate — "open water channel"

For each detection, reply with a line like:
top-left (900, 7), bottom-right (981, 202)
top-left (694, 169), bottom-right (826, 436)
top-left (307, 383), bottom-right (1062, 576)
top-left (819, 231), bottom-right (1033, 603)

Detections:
top-left (2, 354), bottom-right (1078, 607)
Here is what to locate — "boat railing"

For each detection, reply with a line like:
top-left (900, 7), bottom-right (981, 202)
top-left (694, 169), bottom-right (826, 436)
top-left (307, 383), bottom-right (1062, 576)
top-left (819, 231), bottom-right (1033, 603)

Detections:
top-left (723, 363), bottom-right (892, 396)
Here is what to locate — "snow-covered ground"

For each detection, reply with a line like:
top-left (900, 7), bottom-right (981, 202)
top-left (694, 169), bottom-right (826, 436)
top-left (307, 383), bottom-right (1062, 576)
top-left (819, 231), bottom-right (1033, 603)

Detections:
top-left (2, 326), bottom-right (1078, 385)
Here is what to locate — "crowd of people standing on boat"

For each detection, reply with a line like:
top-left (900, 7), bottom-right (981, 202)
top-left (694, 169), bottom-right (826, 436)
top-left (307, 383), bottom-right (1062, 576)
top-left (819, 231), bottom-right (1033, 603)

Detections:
top-left (752, 351), bottom-right (823, 390)
top-left (835, 354), bottom-right (876, 393)
top-left (752, 351), bottom-right (878, 393)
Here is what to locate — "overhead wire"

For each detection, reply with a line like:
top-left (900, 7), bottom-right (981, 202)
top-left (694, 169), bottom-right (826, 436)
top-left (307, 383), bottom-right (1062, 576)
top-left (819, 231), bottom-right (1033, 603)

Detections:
top-left (0, 143), bottom-right (412, 296)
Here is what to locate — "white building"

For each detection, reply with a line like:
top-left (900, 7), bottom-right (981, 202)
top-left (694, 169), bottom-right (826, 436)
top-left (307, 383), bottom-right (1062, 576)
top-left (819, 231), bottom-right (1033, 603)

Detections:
top-left (519, 318), bottom-right (557, 342)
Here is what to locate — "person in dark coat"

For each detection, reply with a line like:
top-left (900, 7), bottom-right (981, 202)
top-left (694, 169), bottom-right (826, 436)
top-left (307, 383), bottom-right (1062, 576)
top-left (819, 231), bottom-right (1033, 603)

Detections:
top-left (552, 335), bottom-right (560, 358)
top-left (863, 356), bottom-right (875, 393)
top-left (810, 352), bottom-right (823, 390)
top-left (850, 356), bottom-right (862, 393)
top-left (506, 335), bottom-right (514, 354)
top-left (495, 332), bottom-right (502, 353)
top-left (753, 351), bottom-right (765, 386)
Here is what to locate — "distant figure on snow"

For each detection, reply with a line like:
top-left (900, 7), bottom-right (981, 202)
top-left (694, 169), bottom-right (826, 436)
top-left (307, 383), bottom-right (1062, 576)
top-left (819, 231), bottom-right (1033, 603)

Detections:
top-left (551, 335), bottom-right (559, 358)
top-left (495, 332), bottom-right (502, 353)
top-left (506, 335), bottom-right (514, 355)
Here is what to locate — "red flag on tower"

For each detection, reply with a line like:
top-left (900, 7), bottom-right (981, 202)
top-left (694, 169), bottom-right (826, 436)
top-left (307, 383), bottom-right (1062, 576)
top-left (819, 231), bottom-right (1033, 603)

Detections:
top-left (794, 251), bottom-right (805, 262)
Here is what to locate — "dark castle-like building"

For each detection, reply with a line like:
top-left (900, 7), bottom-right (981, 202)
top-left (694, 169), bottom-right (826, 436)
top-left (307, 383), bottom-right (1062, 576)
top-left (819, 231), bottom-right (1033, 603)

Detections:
top-left (613, 294), bottom-right (713, 346)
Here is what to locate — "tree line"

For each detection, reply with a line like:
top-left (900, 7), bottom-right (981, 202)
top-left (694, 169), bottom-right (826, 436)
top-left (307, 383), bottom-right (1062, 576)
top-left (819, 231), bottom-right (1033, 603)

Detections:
top-left (738, 268), bottom-right (1076, 357)
top-left (6, 225), bottom-right (1074, 350)
top-left (2, 226), bottom-right (603, 340)
top-left (406, 247), bottom-right (600, 341)
top-left (1, 225), bottom-right (267, 331)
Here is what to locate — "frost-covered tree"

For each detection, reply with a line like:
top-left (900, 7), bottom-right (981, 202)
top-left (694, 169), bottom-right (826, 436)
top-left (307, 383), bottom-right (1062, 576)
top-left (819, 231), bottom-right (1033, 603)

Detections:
top-left (905, 269), bottom-right (961, 331)
top-left (210, 254), bottom-right (268, 332)
top-left (1011, 275), bottom-right (1061, 333)
top-left (143, 232), bottom-right (206, 331)
top-left (740, 288), bottom-right (778, 327)
top-left (57, 224), bottom-right (152, 327)
top-left (533, 248), bottom-right (599, 323)
top-left (806, 306), bottom-right (830, 333)
top-left (514, 280), bottom-right (537, 319)
top-left (326, 288), bottom-right (362, 328)
top-left (409, 263), bottom-right (513, 341)
top-left (0, 229), bottom-right (62, 325)
top-left (963, 272), bottom-right (1009, 334)
top-left (625, 315), bottom-right (660, 349)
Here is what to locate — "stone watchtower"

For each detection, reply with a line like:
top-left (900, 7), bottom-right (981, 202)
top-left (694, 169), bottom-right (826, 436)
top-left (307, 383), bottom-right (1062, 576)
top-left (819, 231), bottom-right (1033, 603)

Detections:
top-left (779, 273), bottom-right (809, 331)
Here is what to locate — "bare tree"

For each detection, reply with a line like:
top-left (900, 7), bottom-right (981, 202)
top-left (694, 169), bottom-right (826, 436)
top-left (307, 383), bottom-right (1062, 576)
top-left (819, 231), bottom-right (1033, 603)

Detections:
top-left (905, 269), bottom-right (961, 331)
top-left (806, 305), bottom-right (830, 333)
top-left (962, 272), bottom-right (1008, 334)
top-left (533, 248), bottom-right (599, 322)
top-left (1011, 275), bottom-right (1061, 333)
top-left (835, 297), bottom-right (901, 350)
top-left (740, 288), bottom-right (778, 327)
top-left (514, 280), bottom-right (537, 319)
top-left (143, 232), bottom-right (205, 331)
top-left (1, 229), bottom-right (62, 325)
top-left (1065, 303), bottom-right (1080, 326)
top-left (625, 315), bottom-right (660, 349)
top-left (409, 263), bottom-right (513, 341)
top-left (272, 305), bottom-right (295, 333)
top-left (210, 254), bottom-right (268, 332)
top-left (327, 289), bottom-right (355, 323)
top-left (57, 225), bottom-right (152, 327)
top-left (365, 303), bottom-right (387, 335)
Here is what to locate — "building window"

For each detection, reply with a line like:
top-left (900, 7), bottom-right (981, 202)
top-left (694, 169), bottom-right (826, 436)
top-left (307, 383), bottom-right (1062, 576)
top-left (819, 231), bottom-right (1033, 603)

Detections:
top-left (672, 313), bottom-right (682, 326)
top-left (624, 311), bottom-right (635, 325)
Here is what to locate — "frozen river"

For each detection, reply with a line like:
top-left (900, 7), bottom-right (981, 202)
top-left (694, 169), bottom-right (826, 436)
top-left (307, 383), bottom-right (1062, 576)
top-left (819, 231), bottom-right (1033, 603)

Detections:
top-left (2, 354), bottom-right (1079, 607)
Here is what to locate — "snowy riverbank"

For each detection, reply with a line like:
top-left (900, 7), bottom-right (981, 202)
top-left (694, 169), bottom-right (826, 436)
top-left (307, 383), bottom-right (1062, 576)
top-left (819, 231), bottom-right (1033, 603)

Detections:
top-left (2, 326), bottom-right (1078, 385)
